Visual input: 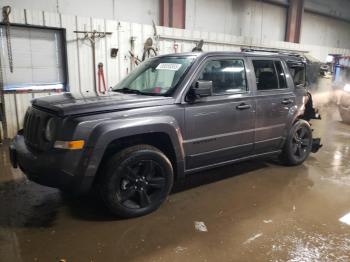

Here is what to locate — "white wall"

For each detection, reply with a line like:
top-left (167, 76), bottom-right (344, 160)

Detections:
top-left (240, 1), bottom-right (287, 42)
top-left (301, 12), bottom-right (350, 49)
top-left (185, 0), bottom-right (350, 49)
top-left (0, 0), bottom-right (159, 25)
top-left (304, 0), bottom-right (350, 22)
top-left (186, 0), bottom-right (244, 36)
top-left (186, 0), bottom-right (287, 42)
top-left (2, 0), bottom-right (350, 49)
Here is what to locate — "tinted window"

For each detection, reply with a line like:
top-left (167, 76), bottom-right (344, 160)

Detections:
top-left (198, 59), bottom-right (247, 95)
top-left (275, 61), bottom-right (287, 89)
top-left (253, 60), bottom-right (279, 90)
top-left (288, 63), bottom-right (306, 87)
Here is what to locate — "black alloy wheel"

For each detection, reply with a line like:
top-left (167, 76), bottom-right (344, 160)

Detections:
top-left (99, 145), bottom-right (173, 218)
top-left (280, 120), bottom-right (313, 166)
top-left (291, 125), bottom-right (312, 161)
top-left (118, 160), bottom-right (167, 209)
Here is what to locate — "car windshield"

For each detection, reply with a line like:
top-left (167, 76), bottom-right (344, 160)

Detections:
top-left (112, 56), bottom-right (195, 95)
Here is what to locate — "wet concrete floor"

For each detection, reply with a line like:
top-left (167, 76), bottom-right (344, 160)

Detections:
top-left (1, 105), bottom-right (350, 262)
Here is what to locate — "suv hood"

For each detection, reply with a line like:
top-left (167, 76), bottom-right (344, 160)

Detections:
top-left (31, 92), bottom-right (175, 117)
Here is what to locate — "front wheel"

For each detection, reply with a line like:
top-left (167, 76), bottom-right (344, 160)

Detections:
top-left (280, 120), bottom-right (313, 166)
top-left (99, 145), bottom-right (174, 218)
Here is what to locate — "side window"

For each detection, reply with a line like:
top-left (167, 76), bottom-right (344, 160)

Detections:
top-left (252, 60), bottom-right (279, 90)
top-left (275, 61), bottom-right (287, 89)
top-left (288, 63), bottom-right (306, 87)
top-left (197, 59), bottom-right (247, 95)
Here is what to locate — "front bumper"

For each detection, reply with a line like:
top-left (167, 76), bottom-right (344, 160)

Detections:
top-left (10, 134), bottom-right (93, 194)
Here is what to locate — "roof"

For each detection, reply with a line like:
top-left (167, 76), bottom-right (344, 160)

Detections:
top-left (158, 51), bottom-right (304, 62)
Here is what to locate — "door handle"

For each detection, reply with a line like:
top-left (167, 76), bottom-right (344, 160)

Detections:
top-left (236, 103), bottom-right (251, 110)
top-left (281, 99), bottom-right (293, 105)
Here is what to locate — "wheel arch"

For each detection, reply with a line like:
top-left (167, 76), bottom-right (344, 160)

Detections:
top-left (83, 116), bottom-right (185, 188)
top-left (96, 132), bottom-right (179, 179)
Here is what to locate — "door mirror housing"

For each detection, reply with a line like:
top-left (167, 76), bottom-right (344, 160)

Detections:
top-left (186, 80), bottom-right (213, 102)
top-left (192, 80), bottom-right (213, 97)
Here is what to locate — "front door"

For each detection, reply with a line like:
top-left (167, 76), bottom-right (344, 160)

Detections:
top-left (183, 57), bottom-right (255, 170)
top-left (250, 58), bottom-right (296, 154)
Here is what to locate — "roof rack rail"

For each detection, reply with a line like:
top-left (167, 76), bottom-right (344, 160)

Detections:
top-left (241, 47), bottom-right (303, 57)
top-left (241, 47), bottom-right (310, 63)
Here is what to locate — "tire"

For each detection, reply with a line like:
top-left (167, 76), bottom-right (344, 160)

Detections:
top-left (98, 145), bottom-right (174, 218)
top-left (280, 120), bottom-right (313, 166)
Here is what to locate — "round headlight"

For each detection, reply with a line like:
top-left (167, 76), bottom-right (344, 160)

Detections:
top-left (44, 118), bottom-right (56, 141)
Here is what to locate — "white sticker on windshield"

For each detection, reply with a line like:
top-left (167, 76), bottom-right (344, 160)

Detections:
top-left (156, 63), bottom-right (182, 71)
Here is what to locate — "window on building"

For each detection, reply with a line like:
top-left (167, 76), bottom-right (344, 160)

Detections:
top-left (197, 59), bottom-right (247, 95)
top-left (0, 25), bottom-right (66, 91)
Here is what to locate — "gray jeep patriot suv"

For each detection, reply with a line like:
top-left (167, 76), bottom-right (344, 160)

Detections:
top-left (9, 51), bottom-right (321, 218)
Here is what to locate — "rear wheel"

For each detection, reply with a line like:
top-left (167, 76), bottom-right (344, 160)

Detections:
top-left (99, 145), bottom-right (173, 218)
top-left (280, 120), bottom-right (313, 166)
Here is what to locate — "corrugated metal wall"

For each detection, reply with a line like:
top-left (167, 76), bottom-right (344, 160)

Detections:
top-left (2, 7), bottom-right (350, 139)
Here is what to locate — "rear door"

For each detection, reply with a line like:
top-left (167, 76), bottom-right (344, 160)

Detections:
top-left (249, 58), bottom-right (296, 154)
top-left (183, 56), bottom-right (256, 170)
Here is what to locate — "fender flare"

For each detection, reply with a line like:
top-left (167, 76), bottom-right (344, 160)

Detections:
top-left (286, 105), bottom-right (303, 131)
top-left (83, 116), bottom-right (185, 179)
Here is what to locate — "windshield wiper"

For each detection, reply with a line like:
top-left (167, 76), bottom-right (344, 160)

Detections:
top-left (113, 87), bottom-right (163, 96)
top-left (113, 87), bottom-right (145, 95)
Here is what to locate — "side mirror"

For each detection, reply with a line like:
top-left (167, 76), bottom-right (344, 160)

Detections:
top-left (192, 80), bottom-right (213, 97)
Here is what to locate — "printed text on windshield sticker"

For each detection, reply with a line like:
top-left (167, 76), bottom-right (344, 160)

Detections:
top-left (156, 63), bottom-right (182, 71)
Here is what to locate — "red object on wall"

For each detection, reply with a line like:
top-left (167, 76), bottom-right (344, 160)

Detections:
top-left (97, 63), bottom-right (107, 94)
top-left (159, 0), bottom-right (186, 29)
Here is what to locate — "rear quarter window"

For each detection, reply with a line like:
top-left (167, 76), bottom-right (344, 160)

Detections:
top-left (288, 63), bottom-right (306, 87)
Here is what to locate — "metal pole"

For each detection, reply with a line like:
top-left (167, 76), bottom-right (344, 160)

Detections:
top-left (91, 40), bottom-right (97, 94)
top-left (0, 48), bottom-right (8, 140)
top-left (73, 30), bottom-right (112, 94)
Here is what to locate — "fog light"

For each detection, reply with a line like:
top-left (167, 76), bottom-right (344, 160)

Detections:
top-left (54, 140), bottom-right (85, 150)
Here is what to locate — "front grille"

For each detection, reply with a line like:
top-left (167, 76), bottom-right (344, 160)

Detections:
top-left (23, 108), bottom-right (49, 151)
